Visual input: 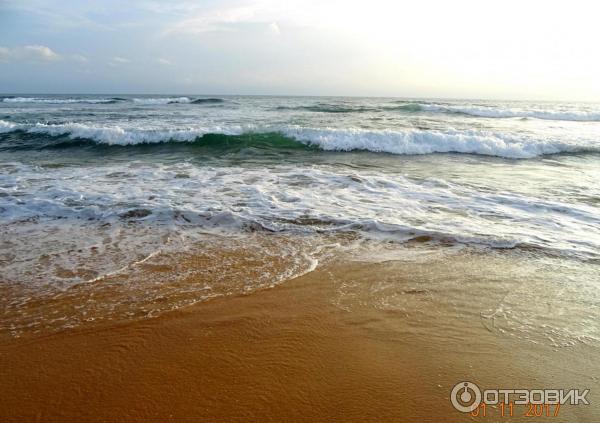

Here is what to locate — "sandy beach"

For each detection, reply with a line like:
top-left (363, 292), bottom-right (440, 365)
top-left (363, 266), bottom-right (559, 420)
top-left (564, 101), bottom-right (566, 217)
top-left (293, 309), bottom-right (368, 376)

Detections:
top-left (1, 242), bottom-right (598, 422)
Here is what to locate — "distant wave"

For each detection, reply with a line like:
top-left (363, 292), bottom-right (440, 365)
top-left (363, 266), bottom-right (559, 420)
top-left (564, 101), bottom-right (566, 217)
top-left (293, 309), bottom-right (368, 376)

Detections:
top-left (2, 120), bottom-right (597, 159)
top-left (132, 97), bottom-right (192, 104)
top-left (132, 97), bottom-right (225, 105)
top-left (1, 97), bottom-right (125, 104)
top-left (191, 98), bottom-right (225, 104)
top-left (274, 103), bottom-right (423, 113)
top-left (289, 100), bottom-right (600, 121)
top-left (1, 96), bottom-right (226, 105)
top-left (387, 103), bottom-right (423, 112)
top-left (275, 104), bottom-right (378, 113)
top-left (272, 102), bottom-right (600, 121)
top-left (417, 103), bottom-right (600, 121)
top-left (5, 96), bottom-right (596, 121)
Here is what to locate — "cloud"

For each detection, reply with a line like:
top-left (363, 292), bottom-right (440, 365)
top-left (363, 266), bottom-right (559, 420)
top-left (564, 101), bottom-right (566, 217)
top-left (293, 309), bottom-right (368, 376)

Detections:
top-left (109, 56), bottom-right (131, 66)
top-left (23, 45), bottom-right (59, 60)
top-left (157, 58), bottom-right (172, 65)
top-left (0, 45), bottom-right (60, 63)
top-left (0, 0), bottom-right (115, 31)
top-left (162, 4), bottom-right (258, 35)
top-left (159, 0), bottom-right (341, 36)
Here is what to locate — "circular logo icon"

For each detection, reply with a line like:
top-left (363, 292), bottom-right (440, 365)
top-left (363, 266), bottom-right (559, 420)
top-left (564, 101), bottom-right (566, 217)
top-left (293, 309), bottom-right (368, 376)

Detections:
top-left (450, 381), bottom-right (482, 413)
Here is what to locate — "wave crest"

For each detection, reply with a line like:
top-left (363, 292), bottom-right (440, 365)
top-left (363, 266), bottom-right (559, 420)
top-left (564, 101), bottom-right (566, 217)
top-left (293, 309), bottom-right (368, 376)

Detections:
top-left (1, 120), bottom-right (597, 158)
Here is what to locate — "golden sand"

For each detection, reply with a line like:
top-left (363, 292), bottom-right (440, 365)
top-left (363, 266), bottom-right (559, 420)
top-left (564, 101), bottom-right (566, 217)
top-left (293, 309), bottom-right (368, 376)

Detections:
top-left (1, 242), bottom-right (598, 422)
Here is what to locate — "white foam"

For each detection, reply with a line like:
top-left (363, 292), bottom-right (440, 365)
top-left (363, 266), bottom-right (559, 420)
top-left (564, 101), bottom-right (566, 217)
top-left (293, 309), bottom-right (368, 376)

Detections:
top-left (283, 127), bottom-right (588, 159)
top-left (0, 119), bottom-right (17, 133)
top-left (132, 97), bottom-right (192, 104)
top-left (26, 122), bottom-right (244, 145)
top-left (2, 162), bottom-right (598, 258)
top-left (420, 103), bottom-right (600, 121)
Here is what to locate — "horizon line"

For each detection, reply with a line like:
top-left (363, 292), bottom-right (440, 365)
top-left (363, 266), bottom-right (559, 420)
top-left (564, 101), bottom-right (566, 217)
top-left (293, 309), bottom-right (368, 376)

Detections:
top-left (1, 93), bottom-right (598, 103)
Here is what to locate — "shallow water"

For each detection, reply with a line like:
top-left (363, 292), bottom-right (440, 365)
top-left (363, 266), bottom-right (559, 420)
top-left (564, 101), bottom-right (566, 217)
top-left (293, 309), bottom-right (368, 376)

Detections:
top-left (1, 95), bottom-right (599, 335)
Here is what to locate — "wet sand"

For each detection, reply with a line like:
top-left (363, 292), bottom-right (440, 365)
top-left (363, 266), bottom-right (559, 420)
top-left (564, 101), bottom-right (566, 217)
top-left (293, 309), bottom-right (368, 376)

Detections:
top-left (1, 253), bottom-right (599, 422)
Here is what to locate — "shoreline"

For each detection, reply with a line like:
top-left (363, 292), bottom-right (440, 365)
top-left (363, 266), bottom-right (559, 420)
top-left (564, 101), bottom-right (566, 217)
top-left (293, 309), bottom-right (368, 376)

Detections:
top-left (1, 252), bottom-right (598, 422)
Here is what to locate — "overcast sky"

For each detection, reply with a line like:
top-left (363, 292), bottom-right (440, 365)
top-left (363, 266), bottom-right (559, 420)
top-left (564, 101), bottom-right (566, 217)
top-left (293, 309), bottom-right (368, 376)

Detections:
top-left (1, 0), bottom-right (599, 100)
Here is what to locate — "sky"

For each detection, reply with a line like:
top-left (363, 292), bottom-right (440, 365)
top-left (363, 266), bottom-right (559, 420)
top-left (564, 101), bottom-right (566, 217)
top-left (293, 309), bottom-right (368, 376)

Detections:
top-left (1, 0), bottom-right (599, 100)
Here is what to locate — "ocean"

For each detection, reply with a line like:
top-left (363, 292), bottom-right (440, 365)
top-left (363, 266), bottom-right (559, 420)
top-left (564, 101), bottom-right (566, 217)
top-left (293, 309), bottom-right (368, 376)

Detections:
top-left (1, 95), bottom-right (599, 340)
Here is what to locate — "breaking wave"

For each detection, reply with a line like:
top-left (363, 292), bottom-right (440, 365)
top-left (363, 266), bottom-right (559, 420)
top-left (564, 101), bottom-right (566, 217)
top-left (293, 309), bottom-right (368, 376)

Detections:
top-left (282, 127), bottom-right (588, 158)
top-left (1, 120), bottom-right (597, 158)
